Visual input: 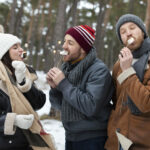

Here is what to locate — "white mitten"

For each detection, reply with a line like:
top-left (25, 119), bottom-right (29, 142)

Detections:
top-left (14, 114), bottom-right (34, 129)
top-left (12, 60), bottom-right (26, 83)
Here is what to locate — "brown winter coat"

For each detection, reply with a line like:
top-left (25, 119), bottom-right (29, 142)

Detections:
top-left (105, 60), bottom-right (150, 150)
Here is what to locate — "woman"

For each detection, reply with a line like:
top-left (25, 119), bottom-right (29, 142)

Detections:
top-left (0, 33), bottom-right (55, 150)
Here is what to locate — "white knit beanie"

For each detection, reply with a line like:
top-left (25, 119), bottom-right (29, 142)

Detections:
top-left (0, 33), bottom-right (21, 59)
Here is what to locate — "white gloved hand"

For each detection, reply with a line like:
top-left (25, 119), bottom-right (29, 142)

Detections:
top-left (12, 60), bottom-right (26, 83)
top-left (14, 114), bottom-right (34, 129)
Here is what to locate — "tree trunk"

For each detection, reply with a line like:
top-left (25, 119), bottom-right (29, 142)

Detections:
top-left (95, 0), bottom-right (110, 60)
top-left (9, 0), bottom-right (17, 34)
top-left (26, 8), bottom-right (35, 66)
top-left (52, 0), bottom-right (67, 50)
top-left (145, 0), bottom-right (150, 33)
top-left (15, 0), bottom-right (25, 37)
top-left (43, 0), bottom-right (54, 72)
top-left (71, 0), bottom-right (79, 26)
top-left (103, 0), bottom-right (112, 64)
top-left (128, 0), bottom-right (135, 13)
top-left (36, 0), bottom-right (46, 70)
top-left (26, 10), bottom-right (35, 43)
top-left (27, 0), bottom-right (42, 66)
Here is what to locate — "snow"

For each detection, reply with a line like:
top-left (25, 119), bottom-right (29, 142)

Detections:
top-left (41, 119), bottom-right (65, 150)
top-left (35, 71), bottom-right (51, 116)
top-left (36, 89), bottom-right (51, 116)
top-left (35, 71), bottom-right (65, 150)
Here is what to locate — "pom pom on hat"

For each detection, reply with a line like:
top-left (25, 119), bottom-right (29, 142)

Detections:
top-left (0, 33), bottom-right (21, 59)
top-left (65, 25), bottom-right (95, 53)
top-left (116, 14), bottom-right (148, 43)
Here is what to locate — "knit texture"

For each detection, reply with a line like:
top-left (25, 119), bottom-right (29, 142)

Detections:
top-left (65, 25), bottom-right (95, 53)
top-left (61, 48), bottom-right (96, 122)
top-left (0, 33), bottom-right (21, 59)
top-left (116, 14), bottom-right (148, 43)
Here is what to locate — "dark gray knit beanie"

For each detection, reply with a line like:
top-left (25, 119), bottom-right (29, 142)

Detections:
top-left (116, 14), bottom-right (148, 43)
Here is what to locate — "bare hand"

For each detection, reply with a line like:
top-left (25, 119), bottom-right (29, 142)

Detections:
top-left (46, 71), bottom-right (57, 88)
top-left (47, 67), bottom-right (65, 86)
top-left (118, 47), bottom-right (133, 71)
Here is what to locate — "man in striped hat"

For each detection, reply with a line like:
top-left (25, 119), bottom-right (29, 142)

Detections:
top-left (47, 25), bottom-right (114, 150)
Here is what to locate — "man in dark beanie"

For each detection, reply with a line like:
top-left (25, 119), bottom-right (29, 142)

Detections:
top-left (105, 14), bottom-right (150, 150)
top-left (46, 25), bottom-right (114, 150)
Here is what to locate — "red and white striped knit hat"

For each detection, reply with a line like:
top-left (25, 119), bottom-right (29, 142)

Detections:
top-left (65, 25), bottom-right (95, 53)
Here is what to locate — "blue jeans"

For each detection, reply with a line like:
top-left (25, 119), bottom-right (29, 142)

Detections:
top-left (65, 136), bottom-right (107, 150)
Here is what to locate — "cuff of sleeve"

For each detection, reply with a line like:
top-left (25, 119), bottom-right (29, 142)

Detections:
top-left (57, 78), bottom-right (68, 91)
top-left (17, 78), bottom-right (32, 93)
top-left (117, 67), bottom-right (136, 85)
top-left (4, 113), bottom-right (16, 135)
top-left (50, 87), bottom-right (59, 93)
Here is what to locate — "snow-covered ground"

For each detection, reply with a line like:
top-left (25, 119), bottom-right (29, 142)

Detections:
top-left (35, 71), bottom-right (65, 150)
top-left (41, 119), bottom-right (65, 150)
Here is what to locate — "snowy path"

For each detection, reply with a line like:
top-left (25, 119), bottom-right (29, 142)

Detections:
top-left (41, 119), bottom-right (65, 150)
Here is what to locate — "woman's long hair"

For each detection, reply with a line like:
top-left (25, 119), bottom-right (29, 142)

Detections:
top-left (1, 51), bottom-right (16, 80)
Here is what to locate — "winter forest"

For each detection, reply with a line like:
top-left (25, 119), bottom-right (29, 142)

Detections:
top-left (0, 0), bottom-right (150, 149)
top-left (0, 0), bottom-right (150, 72)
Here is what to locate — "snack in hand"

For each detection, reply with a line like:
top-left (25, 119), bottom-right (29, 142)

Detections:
top-left (127, 37), bottom-right (134, 45)
top-left (21, 51), bottom-right (27, 59)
